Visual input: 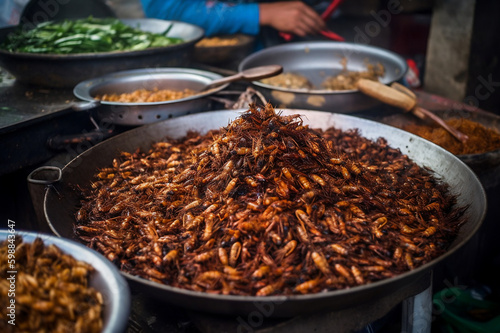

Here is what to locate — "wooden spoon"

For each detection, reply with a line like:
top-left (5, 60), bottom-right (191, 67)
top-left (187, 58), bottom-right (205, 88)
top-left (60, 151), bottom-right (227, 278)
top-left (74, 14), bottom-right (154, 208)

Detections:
top-left (202, 65), bottom-right (283, 91)
top-left (357, 79), bottom-right (469, 143)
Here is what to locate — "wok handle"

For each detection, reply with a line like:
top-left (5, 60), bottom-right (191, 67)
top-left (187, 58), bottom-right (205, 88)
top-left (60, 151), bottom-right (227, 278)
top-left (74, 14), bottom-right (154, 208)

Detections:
top-left (27, 166), bottom-right (63, 233)
top-left (357, 78), bottom-right (417, 112)
top-left (27, 166), bottom-right (62, 185)
top-left (71, 100), bottom-right (101, 111)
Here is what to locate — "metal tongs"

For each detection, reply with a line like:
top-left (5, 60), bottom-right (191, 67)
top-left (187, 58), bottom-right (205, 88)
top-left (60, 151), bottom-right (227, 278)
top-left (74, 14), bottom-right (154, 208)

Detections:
top-left (357, 79), bottom-right (469, 143)
top-left (280, 0), bottom-right (345, 42)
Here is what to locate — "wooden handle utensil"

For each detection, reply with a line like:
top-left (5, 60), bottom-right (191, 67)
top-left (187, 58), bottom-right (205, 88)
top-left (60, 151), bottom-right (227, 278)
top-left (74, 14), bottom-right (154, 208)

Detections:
top-left (203, 65), bottom-right (283, 91)
top-left (357, 78), bottom-right (416, 112)
top-left (357, 79), bottom-right (469, 143)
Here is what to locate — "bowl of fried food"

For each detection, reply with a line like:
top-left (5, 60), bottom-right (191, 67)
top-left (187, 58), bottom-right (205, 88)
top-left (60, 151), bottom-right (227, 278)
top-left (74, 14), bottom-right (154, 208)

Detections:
top-left (193, 34), bottom-right (255, 65)
top-left (72, 67), bottom-right (230, 126)
top-left (43, 104), bottom-right (486, 318)
top-left (377, 107), bottom-right (500, 188)
top-left (239, 41), bottom-right (407, 112)
top-left (0, 230), bottom-right (130, 333)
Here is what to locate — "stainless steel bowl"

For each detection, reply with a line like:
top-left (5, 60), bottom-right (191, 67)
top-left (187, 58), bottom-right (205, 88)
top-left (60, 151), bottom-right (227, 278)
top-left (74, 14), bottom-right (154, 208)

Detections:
top-left (73, 67), bottom-right (229, 126)
top-left (0, 19), bottom-right (204, 87)
top-left (193, 34), bottom-right (255, 65)
top-left (0, 230), bottom-right (130, 332)
top-left (239, 42), bottom-right (408, 112)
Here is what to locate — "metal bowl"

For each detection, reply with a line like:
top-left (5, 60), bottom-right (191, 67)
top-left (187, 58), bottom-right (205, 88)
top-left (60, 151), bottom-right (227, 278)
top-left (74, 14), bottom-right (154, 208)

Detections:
top-left (0, 230), bottom-right (130, 332)
top-left (73, 67), bottom-right (229, 126)
top-left (43, 109), bottom-right (486, 318)
top-left (239, 41), bottom-right (408, 112)
top-left (375, 108), bottom-right (500, 188)
top-left (193, 34), bottom-right (255, 65)
top-left (0, 19), bottom-right (204, 87)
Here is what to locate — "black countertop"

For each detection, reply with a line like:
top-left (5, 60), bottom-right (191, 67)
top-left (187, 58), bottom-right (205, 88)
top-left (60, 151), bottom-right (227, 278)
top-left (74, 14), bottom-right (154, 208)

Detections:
top-left (0, 68), bottom-right (77, 133)
top-left (0, 67), bottom-right (96, 175)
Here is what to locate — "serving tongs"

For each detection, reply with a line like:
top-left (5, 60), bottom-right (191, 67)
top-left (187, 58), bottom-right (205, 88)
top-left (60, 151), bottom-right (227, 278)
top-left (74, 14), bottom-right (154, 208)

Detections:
top-left (357, 79), bottom-right (469, 143)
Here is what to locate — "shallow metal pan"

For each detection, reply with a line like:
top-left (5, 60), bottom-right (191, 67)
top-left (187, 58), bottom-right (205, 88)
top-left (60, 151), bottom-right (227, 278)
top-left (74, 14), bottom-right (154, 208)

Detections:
top-left (0, 19), bottom-right (204, 87)
top-left (72, 67), bottom-right (229, 126)
top-left (239, 42), bottom-right (408, 112)
top-left (42, 109), bottom-right (486, 317)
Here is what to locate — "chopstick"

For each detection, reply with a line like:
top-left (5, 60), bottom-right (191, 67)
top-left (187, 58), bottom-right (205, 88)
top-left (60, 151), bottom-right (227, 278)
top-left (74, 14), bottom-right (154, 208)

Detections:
top-left (319, 30), bottom-right (344, 41)
top-left (279, 0), bottom-right (345, 42)
top-left (321, 0), bottom-right (344, 20)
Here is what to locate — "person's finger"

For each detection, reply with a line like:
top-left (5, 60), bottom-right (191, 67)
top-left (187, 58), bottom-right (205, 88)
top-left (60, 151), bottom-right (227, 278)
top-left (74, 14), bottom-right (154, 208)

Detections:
top-left (293, 5), bottom-right (326, 35)
top-left (301, 6), bottom-right (327, 31)
top-left (259, 2), bottom-right (326, 36)
top-left (293, 22), bottom-right (314, 36)
top-left (294, 15), bottom-right (324, 36)
top-left (301, 15), bottom-right (325, 34)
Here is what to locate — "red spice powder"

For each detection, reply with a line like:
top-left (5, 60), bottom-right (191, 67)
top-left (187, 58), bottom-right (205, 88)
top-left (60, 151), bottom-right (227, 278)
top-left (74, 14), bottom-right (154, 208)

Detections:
top-left (403, 118), bottom-right (500, 155)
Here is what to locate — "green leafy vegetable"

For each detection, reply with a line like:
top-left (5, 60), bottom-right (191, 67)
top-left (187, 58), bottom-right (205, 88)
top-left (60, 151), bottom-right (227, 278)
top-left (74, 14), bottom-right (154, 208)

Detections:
top-left (0, 16), bottom-right (184, 54)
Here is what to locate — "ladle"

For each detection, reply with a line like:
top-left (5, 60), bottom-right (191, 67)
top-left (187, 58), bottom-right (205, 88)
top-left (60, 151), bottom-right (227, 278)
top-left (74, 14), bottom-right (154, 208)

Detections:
top-left (202, 65), bottom-right (283, 91)
top-left (357, 79), bottom-right (469, 143)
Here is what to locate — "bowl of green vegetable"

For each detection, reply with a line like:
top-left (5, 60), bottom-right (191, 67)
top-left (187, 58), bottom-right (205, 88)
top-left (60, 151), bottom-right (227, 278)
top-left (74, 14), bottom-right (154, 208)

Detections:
top-left (0, 17), bottom-right (205, 87)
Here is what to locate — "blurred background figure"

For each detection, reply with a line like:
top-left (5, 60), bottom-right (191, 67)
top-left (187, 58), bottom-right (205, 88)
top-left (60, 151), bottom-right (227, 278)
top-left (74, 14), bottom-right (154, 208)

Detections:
top-left (139, 0), bottom-right (328, 47)
top-left (0, 0), bottom-right (29, 28)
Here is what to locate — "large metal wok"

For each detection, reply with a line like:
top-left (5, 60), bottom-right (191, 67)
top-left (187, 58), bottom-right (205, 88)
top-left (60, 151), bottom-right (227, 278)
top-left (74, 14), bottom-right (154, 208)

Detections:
top-left (239, 42), bottom-right (408, 112)
top-left (42, 109), bottom-right (486, 317)
top-left (0, 19), bottom-right (204, 87)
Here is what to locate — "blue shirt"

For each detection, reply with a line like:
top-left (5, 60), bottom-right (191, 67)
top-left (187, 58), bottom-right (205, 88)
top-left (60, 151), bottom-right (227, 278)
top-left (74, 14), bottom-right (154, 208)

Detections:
top-left (140, 0), bottom-right (260, 36)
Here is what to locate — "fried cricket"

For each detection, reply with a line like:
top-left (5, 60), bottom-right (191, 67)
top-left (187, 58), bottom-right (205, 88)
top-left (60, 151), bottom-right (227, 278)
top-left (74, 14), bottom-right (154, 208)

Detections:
top-left (75, 104), bottom-right (465, 296)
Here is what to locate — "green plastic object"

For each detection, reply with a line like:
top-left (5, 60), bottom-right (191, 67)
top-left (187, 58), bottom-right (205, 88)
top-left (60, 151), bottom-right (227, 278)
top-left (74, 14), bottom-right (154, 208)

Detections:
top-left (433, 287), bottom-right (500, 333)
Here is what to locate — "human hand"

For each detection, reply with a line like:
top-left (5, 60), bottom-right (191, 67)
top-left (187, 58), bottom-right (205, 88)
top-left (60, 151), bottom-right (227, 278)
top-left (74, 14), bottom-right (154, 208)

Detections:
top-left (259, 1), bottom-right (326, 36)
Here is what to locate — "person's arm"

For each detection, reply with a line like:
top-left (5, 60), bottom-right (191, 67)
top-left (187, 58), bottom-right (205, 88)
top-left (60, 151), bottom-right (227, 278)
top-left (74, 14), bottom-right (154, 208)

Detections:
top-left (140, 0), bottom-right (260, 36)
top-left (259, 2), bottom-right (326, 36)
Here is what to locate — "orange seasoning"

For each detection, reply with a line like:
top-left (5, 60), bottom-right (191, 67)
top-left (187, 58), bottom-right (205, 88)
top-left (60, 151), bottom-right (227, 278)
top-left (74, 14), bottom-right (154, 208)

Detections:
top-left (403, 118), bottom-right (500, 155)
